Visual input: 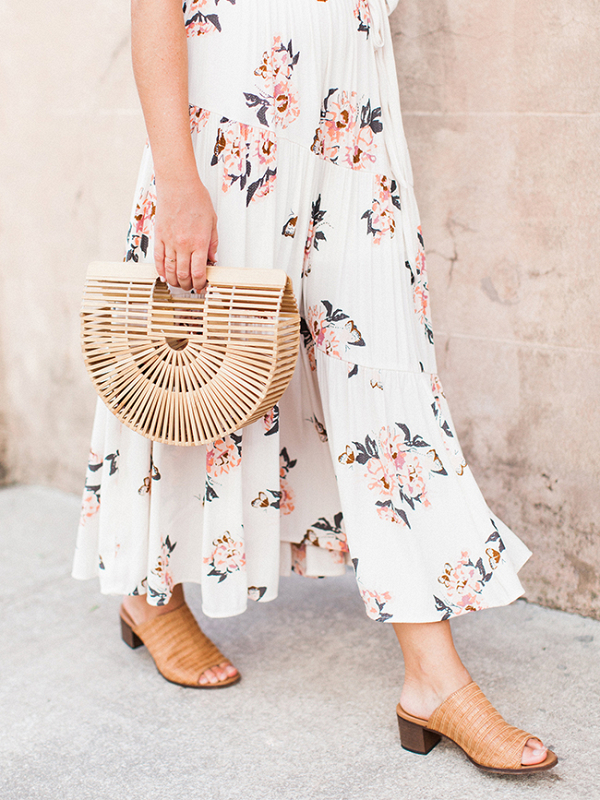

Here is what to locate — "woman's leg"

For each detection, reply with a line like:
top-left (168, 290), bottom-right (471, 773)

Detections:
top-left (393, 621), bottom-right (548, 766)
top-left (121, 584), bottom-right (238, 685)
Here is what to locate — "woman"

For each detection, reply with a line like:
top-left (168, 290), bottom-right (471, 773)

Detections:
top-left (73, 0), bottom-right (557, 774)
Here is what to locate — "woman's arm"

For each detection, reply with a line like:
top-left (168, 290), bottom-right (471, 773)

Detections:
top-left (131, 0), bottom-right (217, 291)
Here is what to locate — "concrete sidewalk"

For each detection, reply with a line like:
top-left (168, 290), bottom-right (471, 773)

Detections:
top-left (1, 485), bottom-right (598, 800)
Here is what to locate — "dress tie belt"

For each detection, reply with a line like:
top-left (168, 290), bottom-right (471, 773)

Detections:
top-left (367, 0), bottom-right (419, 271)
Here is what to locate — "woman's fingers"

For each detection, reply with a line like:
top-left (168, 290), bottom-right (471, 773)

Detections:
top-left (207, 225), bottom-right (219, 266)
top-left (164, 251), bottom-right (179, 286)
top-left (190, 249), bottom-right (208, 292)
top-left (154, 239), bottom-right (166, 280)
top-left (176, 250), bottom-right (193, 291)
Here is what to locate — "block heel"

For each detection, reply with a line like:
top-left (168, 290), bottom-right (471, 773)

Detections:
top-left (121, 615), bottom-right (144, 649)
top-left (396, 684), bottom-right (558, 774)
top-left (397, 713), bottom-right (441, 755)
top-left (118, 603), bottom-right (241, 688)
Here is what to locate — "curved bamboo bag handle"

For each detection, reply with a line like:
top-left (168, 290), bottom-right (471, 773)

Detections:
top-left (81, 262), bottom-right (300, 445)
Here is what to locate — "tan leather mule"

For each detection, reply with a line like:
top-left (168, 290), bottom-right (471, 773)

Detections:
top-left (120, 603), bottom-right (241, 689)
top-left (397, 681), bottom-right (558, 774)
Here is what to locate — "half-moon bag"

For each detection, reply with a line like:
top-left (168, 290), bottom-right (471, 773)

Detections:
top-left (80, 262), bottom-right (300, 445)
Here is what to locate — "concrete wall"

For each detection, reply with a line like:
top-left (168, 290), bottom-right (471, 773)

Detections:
top-left (0, 1), bottom-right (598, 617)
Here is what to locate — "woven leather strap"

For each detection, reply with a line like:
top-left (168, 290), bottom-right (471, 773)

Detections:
top-left (427, 682), bottom-right (532, 770)
top-left (133, 604), bottom-right (227, 686)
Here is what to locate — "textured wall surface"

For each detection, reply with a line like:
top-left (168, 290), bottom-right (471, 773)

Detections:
top-left (0, 2), bottom-right (598, 616)
top-left (390, 0), bottom-right (600, 617)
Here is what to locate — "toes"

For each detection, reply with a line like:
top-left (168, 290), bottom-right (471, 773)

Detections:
top-left (198, 662), bottom-right (238, 686)
top-left (522, 738), bottom-right (548, 766)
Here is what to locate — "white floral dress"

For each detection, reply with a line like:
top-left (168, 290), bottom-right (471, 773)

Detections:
top-left (73, 0), bottom-right (531, 622)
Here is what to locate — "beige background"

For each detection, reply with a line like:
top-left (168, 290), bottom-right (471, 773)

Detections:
top-left (0, 2), bottom-right (598, 617)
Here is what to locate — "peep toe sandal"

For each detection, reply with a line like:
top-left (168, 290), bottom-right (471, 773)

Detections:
top-left (397, 681), bottom-right (558, 774)
top-left (120, 603), bottom-right (241, 688)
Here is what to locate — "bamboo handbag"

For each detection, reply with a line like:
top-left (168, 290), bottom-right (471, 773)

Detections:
top-left (81, 262), bottom-right (300, 445)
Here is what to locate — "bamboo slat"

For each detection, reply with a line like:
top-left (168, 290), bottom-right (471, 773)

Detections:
top-left (81, 262), bottom-right (300, 445)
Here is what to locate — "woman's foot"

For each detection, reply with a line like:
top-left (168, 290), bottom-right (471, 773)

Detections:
top-left (393, 621), bottom-right (548, 767)
top-left (121, 584), bottom-right (238, 686)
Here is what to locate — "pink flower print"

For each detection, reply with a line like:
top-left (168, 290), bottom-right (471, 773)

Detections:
top-left (204, 532), bottom-right (246, 583)
top-left (312, 90), bottom-right (382, 170)
top-left (343, 423), bottom-right (446, 528)
top-left (307, 305), bottom-right (342, 358)
top-left (363, 175), bottom-right (401, 244)
top-left (206, 433), bottom-right (242, 478)
top-left (437, 553), bottom-right (485, 613)
top-left (405, 227), bottom-right (434, 344)
top-left (359, 587), bottom-right (393, 622)
top-left (307, 301), bottom-right (365, 361)
top-left (251, 168), bottom-right (277, 201)
top-left (149, 535), bottom-right (177, 604)
top-left (366, 458), bottom-right (395, 499)
top-left (263, 405), bottom-right (279, 436)
top-left (324, 90), bottom-right (357, 145)
top-left (303, 513), bottom-right (348, 553)
top-left (342, 125), bottom-right (376, 170)
top-left (126, 177), bottom-right (157, 262)
top-left (271, 80), bottom-right (300, 129)
top-left (414, 284), bottom-right (429, 324)
top-left (184, 0), bottom-right (225, 37)
top-left (80, 450), bottom-right (102, 526)
top-left (189, 105), bottom-right (211, 133)
top-left (245, 37), bottom-right (300, 129)
top-left (153, 539), bottom-right (175, 594)
top-left (434, 525), bottom-right (506, 619)
top-left (290, 543), bottom-right (307, 576)
top-left (354, 0), bottom-right (372, 35)
top-left (280, 447), bottom-right (297, 515)
top-left (252, 130), bottom-right (277, 166)
top-left (212, 120), bottom-right (277, 205)
top-left (280, 481), bottom-right (295, 516)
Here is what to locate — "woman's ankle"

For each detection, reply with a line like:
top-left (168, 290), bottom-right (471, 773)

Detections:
top-left (121, 584), bottom-right (185, 626)
top-left (400, 665), bottom-right (472, 720)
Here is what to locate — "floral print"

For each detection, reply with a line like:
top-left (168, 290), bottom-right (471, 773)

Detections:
top-left (303, 195), bottom-right (328, 277)
top-left (307, 301), bottom-right (366, 360)
top-left (302, 513), bottom-right (348, 552)
top-left (74, 3), bottom-right (532, 626)
top-left (150, 536), bottom-right (176, 605)
top-left (211, 118), bottom-right (277, 205)
top-left (354, 0), bottom-right (372, 36)
top-left (125, 176), bottom-right (156, 262)
top-left (263, 405), bottom-right (280, 436)
top-left (183, 0), bottom-right (236, 37)
top-left (339, 424), bottom-right (448, 528)
top-left (206, 433), bottom-right (242, 478)
top-left (282, 214), bottom-right (298, 238)
top-left (311, 88), bottom-right (382, 170)
top-left (362, 174), bottom-right (401, 243)
top-left (279, 447), bottom-right (297, 515)
top-left (406, 227), bottom-right (434, 344)
top-left (138, 459), bottom-right (161, 496)
top-left (204, 531), bottom-right (246, 582)
top-left (189, 104), bottom-right (211, 133)
top-left (434, 524), bottom-right (507, 619)
top-left (79, 451), bottom-right (103, 527)
top-left (300, 317), bottom-right (317, 372)
top-left (204, 433), bottom-right (242, 502)
top-left (360, 586), bottom-right (393, 622)
top-left (244, 37), bottom-right (300, 129)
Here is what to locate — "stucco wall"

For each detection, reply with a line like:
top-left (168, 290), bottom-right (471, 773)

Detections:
top-left (0, 2), bottom-right (598, 617)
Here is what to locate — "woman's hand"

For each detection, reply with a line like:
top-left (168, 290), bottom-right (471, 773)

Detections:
top-left (154, 175), bottom-right (218, 292)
